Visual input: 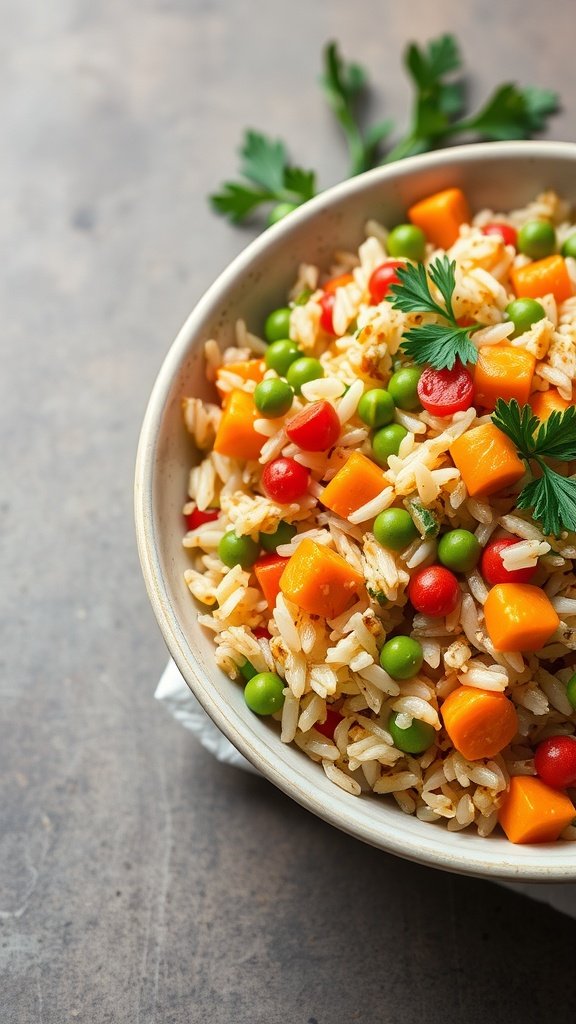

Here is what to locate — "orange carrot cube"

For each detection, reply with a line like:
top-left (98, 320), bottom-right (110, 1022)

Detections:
top-left (441, 686), bottom-right (518, 761)
top-left (529, 387), bottom-right (573, 421)
top-left (323, 272), bottom-right (355, 293)
top-left (279, 538), bottom-right (364, 619)
top-left (254, 554), bottom-right (289, 610)
top-left (408, 188), bottom-right (471, 250)
top-left (449, 422), bottom-right (525, 499)
top-left (474, 345), bottom-right (536, 411)
top-left (215, 359), bottom-right (265, 399)
top-left (498, 776), bottom-right (575, 844)
top-left (321, 451), bottom-right (389, 520)
top-left (511, 255), bottom-right (573, 305)
top-left (483, 583), bottom-right (560, 652)
top-left (213, 388), bottom-right (262, 461)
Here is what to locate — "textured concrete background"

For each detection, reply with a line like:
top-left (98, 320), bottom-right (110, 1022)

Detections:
top-left (2, 1), bottom-right (576, 1021)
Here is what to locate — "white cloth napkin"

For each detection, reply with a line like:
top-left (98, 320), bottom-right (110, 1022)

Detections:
top-left (156, 659), bottom-right (576, 917)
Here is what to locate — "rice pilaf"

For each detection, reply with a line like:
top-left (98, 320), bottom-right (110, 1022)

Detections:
top-left (182, 187), bottom-right (576, 845)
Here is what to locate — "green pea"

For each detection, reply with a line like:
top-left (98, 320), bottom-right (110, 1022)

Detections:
top-left (387, 367), bottom-right (422, 411)
top-left (561, 234), bottom-right (576, 260)
top-left (437, 529), bottom-right (481, 573)
top-left (388, 711), bottom-right (435, 755)
top-left (505, 298), bottom-right (546, 338)
top-left (254, 378), bottom-right (294, 418)
top-left (371, 424), bottom-right (407, 466)
top-left (566, 673), bottom-right (576, 710)
top-left (380, 635), bottom-right (424, 680)
top-left (260, 520), bottom-right (297, 553)
top-left (286, 357), bottom-right (324, 395)
top-left (244, 672), bottom-right (286, 715)
top-left (264, 307), bottom-right (292, 342)
top-left (268, 202), bottom-right (299, 226)
top-left (239, 659), bottom-right (257, 682)
top-left (387, 224), bottom-right (427, 262)
top-left (265, 339), bottom-right (301, 376)
top-left (218, 531), bottom-right (260, 570)
top-left (357, 388), bottom-right (396, 428)
top-left (373, 508), bottom-right (418, 552)
top-left (518, 220), bottom-right (556, 260)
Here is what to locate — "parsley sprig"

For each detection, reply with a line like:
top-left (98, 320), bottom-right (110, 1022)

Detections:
top-left (383, 35), bottom-right (465, 162)
top-left (210, 131), bottom-right (316, 224)
top-left (388, 256), bottom-right (480, 370)
top-left (321, 42), bottom-right (393, 175)
top-left (384, 36), bottom-right (559, 162)
top-left (210, 35), bottom-right (559, 225)
top-left (491, 399), bottom-right (576, 537)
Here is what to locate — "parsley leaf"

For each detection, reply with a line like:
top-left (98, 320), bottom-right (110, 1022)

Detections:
top-left (283, 166), bottom-right (316, 202)
top-left (389, 256), bottom-right (479, 369)
top-left (517, 472), bottom-right (576, 539)
top-left (491, 399), bottom-right (576, 537)
top-left (209, 130), bottom-right (316, 224)
top-left (427, 257), bottom-right (458, 320)
top-left (239, 130), bottom-right (287, 192)
top-left (521, 87), bottom-right (562, 132)
top-left (406, 33), bottom-right (461, 88)
top-left (386, 35), bottom-right (465, 160)
top-left (399, 323), bottom-right (479, 371)
top-left (384, 35), bottom-right (559, 163)
top-left (210, 182), bottom-right (275, 224)
top-left (388, 260), bottom-right (448, 319)
top-left (531, 406), bottom-right (576, 461)
top-left (321, 42), bottom-right (393, 175)
top-left (458, 84), bottom-right (561, 141)
top-left (492, 399), bottom-right (538, 458)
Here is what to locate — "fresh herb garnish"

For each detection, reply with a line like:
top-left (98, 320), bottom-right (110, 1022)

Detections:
top-left (388, 256), bottom-right (480, 370)
top-left (321, 42), bottom-right (393, 176)
top-left (453, 83), bottom-right (560, 142)
top-left (491, 399), bottom-right (576, 537)
top-left (383, 35), bottom-right (465, 162)
top-left (384, 36), bottom-right (559, 162)
top-left (210, 35), bottom-right (559, 225)
top-left (210, 130), bottom-right (316, 224)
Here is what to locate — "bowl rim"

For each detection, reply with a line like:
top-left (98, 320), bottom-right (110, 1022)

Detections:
top-left (135, 140), bottom-right (576, 880)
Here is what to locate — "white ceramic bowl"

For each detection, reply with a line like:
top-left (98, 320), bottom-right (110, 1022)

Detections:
top-left (135, 141), bottom-right (576, 881)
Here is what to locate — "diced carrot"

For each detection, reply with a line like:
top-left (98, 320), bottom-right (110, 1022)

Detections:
top-left (511, 254), bottom-right (573, 305)
top-left (474, 345), bottom-right (536, 411)
top-left (321, 451), bottom-right (389, 520)
top-left (213, 388), bottom-right (263, 461)
top-left (215, 359), bottom-right (265, 399)
top-left (407, 187), bottom-right (471, 250)
top-left (483, 583), bottom-right (560, 652)
top-left (323, 272), bottom-right (355, 294)
top-left (441, 686), bottom-right (518, 761)
top-left (498, 776), bottom-right (575, 844)
top-left (279, 538), bottom-right (364, 619)
top-left (449, 422), bottom-right (525, 499)
top-left (254, 554), bottom-right (289, 610)
top-left (529, 387), bottom-right (573, 421)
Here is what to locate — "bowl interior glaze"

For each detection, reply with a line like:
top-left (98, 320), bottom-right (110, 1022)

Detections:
top-left (135, 142), bottom-right (576, 880)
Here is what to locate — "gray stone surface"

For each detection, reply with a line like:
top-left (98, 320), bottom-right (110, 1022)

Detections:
top-left (2, 1), bottom-right (576, 1021)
